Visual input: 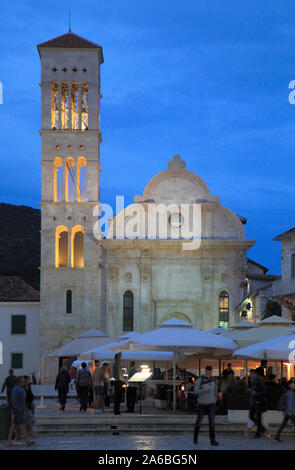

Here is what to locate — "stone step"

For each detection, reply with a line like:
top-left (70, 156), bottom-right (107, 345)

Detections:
top-left (35, 415), bottom-right (295, 435)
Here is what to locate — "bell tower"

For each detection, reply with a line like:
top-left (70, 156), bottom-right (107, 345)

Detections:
top-left (38, 32), bottom-right (104, 354)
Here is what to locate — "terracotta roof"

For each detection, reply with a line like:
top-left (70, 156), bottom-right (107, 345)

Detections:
top-left (273, 227), bottom-right (295, 241)
top-left (246, 273), bottom-right (281, 281)
top-left (247, 258), bottom-right (269, 274)
top-left (0, 276), bottom-right (40, 302)
top-left (37, 31), bottom-right (103, 62)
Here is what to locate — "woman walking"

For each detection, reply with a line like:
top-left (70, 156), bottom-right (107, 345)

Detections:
top-left (55, 366), bottom-right (71, 412)
top-left (275, 379), bottom-right (295, 442)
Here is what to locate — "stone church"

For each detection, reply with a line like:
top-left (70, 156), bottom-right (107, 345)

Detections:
top-left (38, 31), bottom-right (257, 355)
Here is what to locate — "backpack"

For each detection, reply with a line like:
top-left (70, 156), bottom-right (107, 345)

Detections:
top-left (278, 392), bottom-right (287, 412)
top-left (78, 369), bottom-right (90, 387)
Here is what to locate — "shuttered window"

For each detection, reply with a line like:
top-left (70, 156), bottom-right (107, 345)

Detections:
top-left (11, 315), bottom-right (26, 335)
top-left (11, 353), bottom-right (23, 369)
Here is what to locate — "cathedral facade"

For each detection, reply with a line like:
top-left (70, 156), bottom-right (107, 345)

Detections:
top-left (38, 32), bottom-right (255, 355)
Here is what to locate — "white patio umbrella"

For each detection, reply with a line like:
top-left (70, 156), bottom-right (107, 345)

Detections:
top-left (48, 329), bottom-right (114, 357)
top-left (222, 320), bottom-right (255, 341)
top-left (80, 341), bottom-right (174, 363)
top-left (229, 320), bottom-right (256, 329)
top-left (225, 316), bottom-right (294, 349)
top-left (233, 332), bottom-right (295, 362)
top-left (110, 318), bottom-right (237, 411)
top-left (258, 315), bottom-right (294, 326)
top-left (208, 327), bottom-right (227, 335)
top-left (118, 331), bottom-right (140, 341)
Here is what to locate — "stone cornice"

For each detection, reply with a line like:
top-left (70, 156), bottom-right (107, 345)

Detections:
top-left (39, 82), bottom-right (99, 87)
top-left (41, 160), bottom-right (99, 164)
top-left (39, 129), bottom-right (100, 135)
top-left (40, 267), bottom-right (100, 271)
top-left (40, 201), bottom-right (100, 205)
top-left (101, 239), bottom-right (255, 250)
top-left (0, 301), bottom-right (40, 306)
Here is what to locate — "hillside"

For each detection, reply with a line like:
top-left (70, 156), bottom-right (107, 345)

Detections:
top-left (0, 203), bottom-right (40, 290)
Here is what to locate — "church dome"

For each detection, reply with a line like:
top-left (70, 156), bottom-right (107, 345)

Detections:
top-left (108, 154), bottom-right (246, 241)
top-left (134, 155), bottom-right (212, 204)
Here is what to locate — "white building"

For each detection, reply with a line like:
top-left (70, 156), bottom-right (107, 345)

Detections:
top-left (0, 276), bottom-right (40, 387)
top-left (237, 259), bottom-right (281, 322)
top-left (272, 227), bottom-right (295, 320)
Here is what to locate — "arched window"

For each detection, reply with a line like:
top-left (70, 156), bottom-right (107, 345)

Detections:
top-left (219, 291), bottom-right (229, 329)
top-left (71, 82), bottom-right (79, 130)
top-left (66, 290), bottom-right (72, 314)
top-left (77, 157), bottom-right (87, 202)
top-left (65, 157), bottom-right (75, 202)
top-left (53, 157), bottom-right (63, 202)
top-left (71, 225), bottom-right (84, 268)
top-left (55, 226), bottom-right (69, 267)
top-left (81, 83), bottom-right (88, 131)
top-left (51, 82), bottom-right (59, 129)
top-left (123, 291), bottom-right (134, 332)
top-left (61, 82), bottom-right (69, 130)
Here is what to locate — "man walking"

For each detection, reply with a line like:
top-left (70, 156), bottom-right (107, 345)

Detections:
top-left (6, 376), bottom-right (35, 447)
top-left (1, 369), bottom-right (17, 406)
top-left (251, 368), bottom-right (268, 438)
top-left (76, 362), bottom-right (92, 412)
top-left (193, 365), bottom-right (219, 446)
top-left (126, 361), bottom-right (138, 413)
top-left (93, 362), bottom-right (108, 413)
top-left (112, 353), bottom-right (124, 415)
top-left (55, 366), bottom-right (71, 412)
top-left (275, 379), bottom-right (295, 442)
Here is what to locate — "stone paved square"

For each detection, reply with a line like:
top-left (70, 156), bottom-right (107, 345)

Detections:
top-left (0, 433), bottom-right (294, 451)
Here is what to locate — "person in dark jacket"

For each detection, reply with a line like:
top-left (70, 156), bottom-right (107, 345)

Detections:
top-left (55, 366), bottom-right (71, 412)
top-left (251, 368), bottom-right (268, 438)
top-left (126, 361), bottom-right (138, 412)
top-left (76, 362), bottom-right (92, 412)
top-left (222, 363), bottom-right (235, 379)
top-left (24, 375), bottom-right (34, 411)
top-left (112, 353), bottom-right (124, 415)
top-left (1, 369), bottom-right (17, 407)
top-left (256, 360), bottom-right (267, 378)
top-left (275, 379), bottom-right (295, 442)
top-left (23, 376), bottom-right (36, 439)
top-left (265, 374), bottom-right (281, 410)
top-left (246, 369), bottom-right (268, 437)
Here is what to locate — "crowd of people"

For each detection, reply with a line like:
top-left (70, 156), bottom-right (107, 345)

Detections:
top-left (54, 353), bottom-right (138, 415)
top-left (0, 354), bottom-right (138, 447)
top-left (1, 370), bottom-right (35, 447)
top-left (193, 361), bottom-right (295, 446)
top-left (1, 357), bottom-right (294, 447)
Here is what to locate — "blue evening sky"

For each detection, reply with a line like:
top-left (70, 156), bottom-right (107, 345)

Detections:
top-left (0, 0), bottom-right (295, 274)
